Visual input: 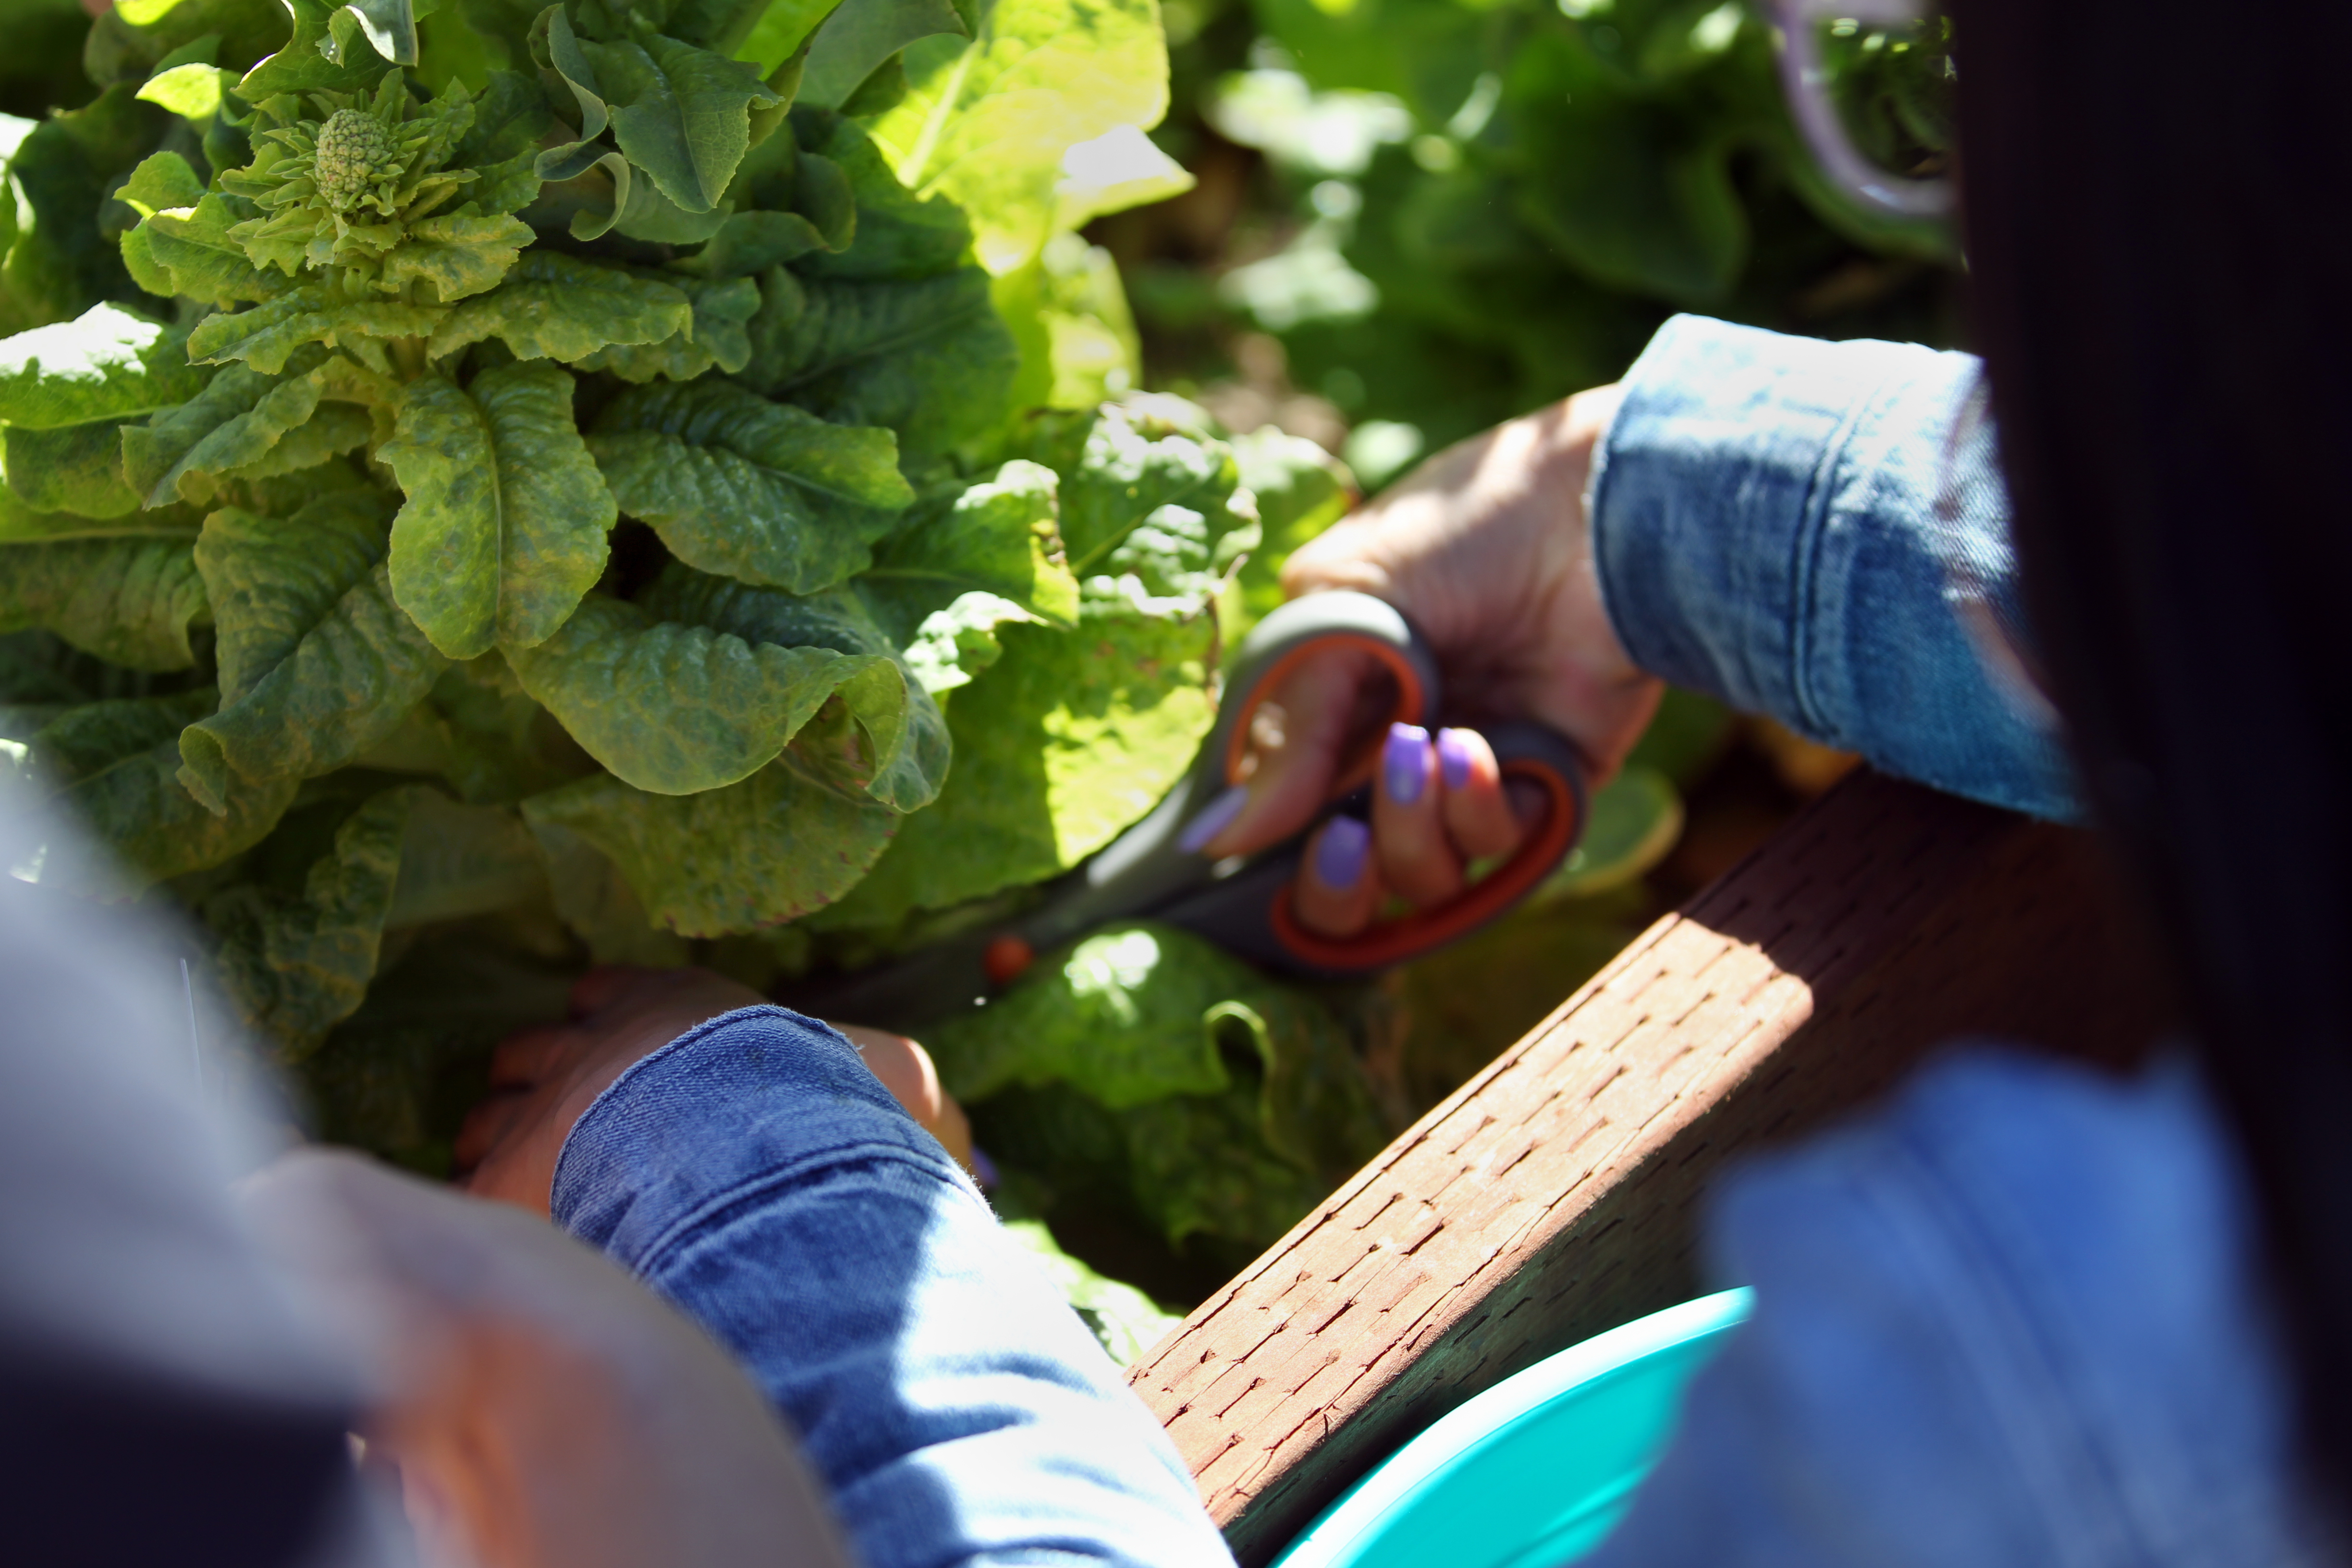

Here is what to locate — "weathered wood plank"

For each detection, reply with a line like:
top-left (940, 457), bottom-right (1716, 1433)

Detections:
top-left (1128, 770), bottom-right (2162, 1564)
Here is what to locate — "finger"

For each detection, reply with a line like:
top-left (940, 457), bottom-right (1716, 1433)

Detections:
top-left (831, 1025), bottom-right (979, 1174)
top-left (1191, 645), bottom-right (1383, 859)
top-left (569, 965), bottom-right (659, 1018)
top-left (452, 1090), bottom-right (530, 1176)
top-left (487, 1025), bottom-right (581, 1090)
top-left (1436, 727), bottom-right (1526, 862)
top-left (832, 1024), bottom-right (941, 1123)
top-left (1373, 723), bottom-right (1464, 906)
top-left (1293, 815), bottom-right (1383, 938)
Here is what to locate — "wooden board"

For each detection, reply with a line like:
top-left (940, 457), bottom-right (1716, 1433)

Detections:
top-left (1127, 769), bottom-right (2166, 1564)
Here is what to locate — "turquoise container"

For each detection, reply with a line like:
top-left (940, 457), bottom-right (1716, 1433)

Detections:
top-left (1269, 1289), bottom-right (1752, 1568)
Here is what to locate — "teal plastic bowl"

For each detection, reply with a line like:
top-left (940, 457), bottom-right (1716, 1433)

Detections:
top-left (1269, 1289), bottom-right (1752, 1568)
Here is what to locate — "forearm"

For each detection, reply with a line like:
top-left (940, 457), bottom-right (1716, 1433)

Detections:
top-left (551, 1006), bottom-right (1234, 1568)
top-left (1589, 315), bottom-right (2081, 821)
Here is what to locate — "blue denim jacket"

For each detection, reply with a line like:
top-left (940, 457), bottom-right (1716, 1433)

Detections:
top-left (551, 317), bottom-right (2308, 1567)
top-left (554, 1007), bottom-right (1237, 1568)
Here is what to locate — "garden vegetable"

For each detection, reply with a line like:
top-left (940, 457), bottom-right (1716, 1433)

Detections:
top-left (0, 0), bottom-right (1397, 1304)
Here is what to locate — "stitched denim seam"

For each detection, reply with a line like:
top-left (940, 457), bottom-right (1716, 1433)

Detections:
top-left (620, 1139), bottom-right (972, 1281)
top-left (1786, 363), bottom-right (1905, 741)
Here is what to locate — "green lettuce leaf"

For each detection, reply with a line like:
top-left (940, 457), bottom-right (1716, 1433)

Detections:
top-left (568, 270), bottom-right (758, 381)
top-left (588, 378), bottom-right (910, 593)
top-left (740, 266), bottom-right (1017, 459)
top-left (864, 0), bottom-right (1169, 274)
top-left (377, 210), bottom-right (537, 305)
top-left (178, 491), bottom-right (452, 813)
top-left (0, 302), bottom-right (208, 428)
top-left (380, 360), bottom-right (615, 659)
top-left (581, 29), bottom-right (784, 213)
top-left (1228, 424), bottom-right (1351, 629)
top-left (790, 107), bottom-right (973, 282)
top-left (112, 143), bottom-right (208, 216)
top-left (860, 458), bottom-right (1078, 632)
top-left (206, 784), bottom-right (421, 1059)
top-left (638, 564), bottom-right (951, 812)
top-left (818, 602), bottom-right (1212, 927)
top-left (0, 420), bottom-right (143, 517)
top-left (0, 85), bottom-right (163, 329)
top-left (186, 285), bottom-right (446, 375)
top-left (735, 0), bottom-right (849, 74)
top-left (16, 690), bottom-right (295, 895)
top-left (129, 193), bottom-right (290, 307)
top-left (0, 536), bottom-right (208, 670)
top-left (1034, 400), bottom-right (1249, 577)
top-left (504, 591), bottom-right (925, 799)
top-left (796, 0), bottom-right (966, 110)
top-left (425, 250), bottom-right (694, 363)
top-left (382, 790), bottom-right (550, 929)
top-left (928, 922), bottom-right (1388, 1250)
top-left (520, 757), bottom-right (900, 936)
top-left (526, 816), bottom-right (692, 964)
top-left (121, 349), bottom-right (391, 508)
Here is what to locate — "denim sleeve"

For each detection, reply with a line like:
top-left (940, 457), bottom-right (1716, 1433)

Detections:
top-left (551, 1005), bottom-right (1236, 1568)
top-left (1589, 315), bottom-right (2081, 821)
top-left (1576, 1050), bottom-right (2327, 1568)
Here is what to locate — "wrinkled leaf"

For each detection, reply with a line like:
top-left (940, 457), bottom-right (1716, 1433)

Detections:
top-left (504, 592), bottom-right (912, 798)
top-left (380, 360), bottom-right (616, 659)
top-left (820, 604), bottom-right (1211, 927)
top-left (121, 350), bottom-right (387, 507)
top-left (796, 0), bottom-right (966, 110)
top-left (178, 492), bottom-right (451, 812)
top-left (522, 758), bottom-right (900, 936)
top-left (0, 301), bottom-right (208, 428)
top-left (1, 420), bottom-right (144, 518)
top-left (791, 108), bottom-right (974, 283)
top-left (378, 210), bottom-right (537, 305)
top-left (588, 378), bottom-right (909, 593)
top-left (426, 250), bottom-right (693, 364)
top-left (0, 536), bottom-right (208, 670)
top-left (641, 565), bottom-right (950, 811)
top-left (858, 457), bottom-right (1077, 641)
top-left (740, 266), bottom-right (1017, 459)
top-left (865, 0), bottom-right (1168, 274)
top-left (582, 30), bottom-right (784, 213)
top-left (568, 270), bottom-right (758, 380)
top-left (132, 193), bottom-right (288, 307)
top-left (16, 691), bottom-right (295, 895)
top-left (186, 285), bottom-right (445, 375)
top-left (208, 785), bottom-right (419, 1060)
top-left (931, 923), bottom-right (1387, 1250)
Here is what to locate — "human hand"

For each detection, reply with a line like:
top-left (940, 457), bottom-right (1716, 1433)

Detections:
top-left (457, 967), bottom-right (973, 1216)
top-left (1196, 386), bottom-right (1662, 937)
top-left (242, 1149), bottom-right (851, 1568)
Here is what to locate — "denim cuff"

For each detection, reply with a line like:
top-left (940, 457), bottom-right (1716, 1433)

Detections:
top-left (1590, 315), bottom-right (2080, 820)
top-left (1591, 313), bottom-right (1958, 728)
top-left (552, 1005), bottom-right (969, 1273)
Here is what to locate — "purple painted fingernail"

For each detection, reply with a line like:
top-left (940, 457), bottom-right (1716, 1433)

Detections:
top-left (1438, 727), bottom-right (1475, 790)
top-left (1314, 815), bottom-right (1371, 889)
top-left (1383, 723), bottom-right (1431, 805)
top-left (1178, 783), bottom-right (1250, 854)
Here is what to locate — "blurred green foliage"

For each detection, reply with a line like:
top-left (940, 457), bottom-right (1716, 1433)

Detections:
top-left (1103, 0), bottom-right (1963, 470)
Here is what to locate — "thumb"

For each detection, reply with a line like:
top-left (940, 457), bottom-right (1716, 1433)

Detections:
top-left (1195, 643), bottom-right (1389, 858)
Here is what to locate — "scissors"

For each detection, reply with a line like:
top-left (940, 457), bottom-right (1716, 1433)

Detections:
top-left (778, 590), bottom-right (1589, 1034)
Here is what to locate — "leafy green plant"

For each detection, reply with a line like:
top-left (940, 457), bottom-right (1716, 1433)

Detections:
top-left (1124, 0), bottom-right (1961, 469)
